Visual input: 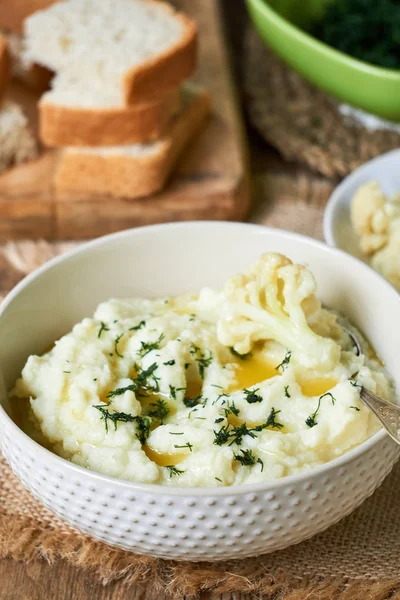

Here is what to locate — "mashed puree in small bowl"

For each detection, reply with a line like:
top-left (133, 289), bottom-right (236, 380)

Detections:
top-left (10, 253), bottom-right (394, 487)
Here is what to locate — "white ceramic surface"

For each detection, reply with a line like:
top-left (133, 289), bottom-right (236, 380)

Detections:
top-left (323, 148), bottom-right (400, 262)
top-left (0, 222), bottom-right (399, 561)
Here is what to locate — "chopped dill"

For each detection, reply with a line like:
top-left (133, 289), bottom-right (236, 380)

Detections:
top-left (133, 415), bottom-right (151, 445)
top-left (63, 370), bottom-right (71, 374)
top-left (107, 382), bottom-right (136, 399)
top-left (213, 424), bottom-right (231, 446)
top-left (147, 399), bottom-right (169, 424)
top-left (169, 432), bottom-right (184, 435)
top-left (275, 350), bottom-right (292, 372)
top-left (215, 417), bottom-right (224, 424)
top-left (284, 385), bottom-right (291, 398)
top-left (165, 466), bottom-right (185, 477)
top-left (184, 362), bottom-right (190, 370)
top-left (163, 359), bottom-right (175, 366)
top-left (350, 380), bottom-right (362, 389)
top-left (129, 320), bottom-right (146, 332)
top-left (350, 406), bottom-right (361, 411)
top-left (234, 448), bottom-right (256, 466)
top-left (223, 400), bottom-right (240, 418)
top-left (114, 333), bottom-right (124, 358)
top-left (174, 441), bottom-right (193, 452)
top-left (169, 385), bottom-right (177, 399)
top-left (189, 344), bottom-right (213, 378)
top-left (258, 458), bottom-right (264, 472)
top-left (230, 347), bottom-right (252, 360)
top-left (183, 394), bottom-right (202, 408)
top-left (98, 321), bottom-right (110, 338)
top-left (93, 404), bottom-right (135, 433)
top-left (215, 477), bottom-right (223, 482)
top-left (243, 388), bottom-right (263, 404)
top-left (305, 392), bottom-right (336, 428)
top-left (189, 314), bottom-right (196, 321)
top-left (263, 407), bottom-right (284, 430)
top-left (137, 333), bottom-right (165, 358)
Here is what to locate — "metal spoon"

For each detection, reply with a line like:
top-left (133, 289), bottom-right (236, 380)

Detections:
top-left (343, 326), bottom-right (400, 445)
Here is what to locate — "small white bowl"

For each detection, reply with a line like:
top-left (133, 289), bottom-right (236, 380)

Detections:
top-left (324, 149), bottom-right (400, 261)
top-left (0, 222), bottom-right (399, 561)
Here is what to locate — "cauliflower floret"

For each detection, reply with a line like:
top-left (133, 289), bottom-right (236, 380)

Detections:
top-left (217, 253), bottom-right (340, 372)
top-left (371, 238), bottom-right (400, 292)
top-left (351, 181), bottom-right (389, 254)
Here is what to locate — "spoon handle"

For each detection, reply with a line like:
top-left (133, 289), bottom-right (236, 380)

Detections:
top-left (360, 387), bottom-right (400, 445)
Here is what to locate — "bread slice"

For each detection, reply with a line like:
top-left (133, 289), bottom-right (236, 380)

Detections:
top-left (0, 100), bottom-right (38, 174)
top-left (40, 81), bottom-right (181, 146)
top-left (55, 87), bottom-right (211, 199)
top-left (0, 34), bottom-right (10, 102)
top-left (24, 0), bottom-right (197, 105)
top-left (0, 0), bottom-right (59, 34)
top-left (2, 30), bottom-right (52, 92)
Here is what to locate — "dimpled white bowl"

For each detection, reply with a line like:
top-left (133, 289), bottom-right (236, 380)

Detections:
top-left (0, 222), bottom-right (399, 561)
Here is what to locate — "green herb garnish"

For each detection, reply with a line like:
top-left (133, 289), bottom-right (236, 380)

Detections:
top-left (243, 388), bottom-right (263, 404)
top-left (189, 344), bottom-right (213, 379)
top-left (129, 320), bottom-right (146, 332)
top-left (284, 385), bottom-right (291, 398)
top-left (94, 404), bottom-right (135, 433)
top-left (165, 466), bottom-right (185, 478)
top-left (174, 442), bottom-right (193, 452)
top-left (164, 359), bottom-right (175, 366)
top-left (234, 448), bottom-right (257, 466)
top-left (275, 351), bottom-right (292, 372)
top-left (114, 333), bottom-right (124, 358)
top-left (350, 406), bottom-right (361, 411)
top-left (305, 392), bottom-right (336, 428)
top-left (98, 321), bottom-right (109, 338)
top-left (137, 333), bottom-right (165, 358)
top-left (147, 399), bottom-right (169, 424)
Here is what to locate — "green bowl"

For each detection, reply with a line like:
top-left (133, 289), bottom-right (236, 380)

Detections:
top-left (246, 0), bottom-right (400, 120)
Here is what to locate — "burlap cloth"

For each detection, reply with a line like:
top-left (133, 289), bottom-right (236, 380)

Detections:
top-left (243, 28), bottom-right (400, 179)
top-left (1, 241), bottom-right (400, 599)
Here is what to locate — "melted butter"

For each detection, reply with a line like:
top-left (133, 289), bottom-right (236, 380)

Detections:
top-left (227, 354), bottom-right (279, 393)
top-left (186, 378), bottom-right (202, 399)
top-left (144, 445), bottom-right (188, 467)
top-left (299, 378), bottom-right (338, 398)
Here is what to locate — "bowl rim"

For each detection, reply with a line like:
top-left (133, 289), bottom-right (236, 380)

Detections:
top-left (0, 221), bottom-right (397, 497)
top-left (247, 0), bottom-right (400, 80)
top-left (323, 148), bottom-right (400, 249)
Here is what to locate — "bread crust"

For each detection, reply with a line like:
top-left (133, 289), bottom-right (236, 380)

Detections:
top-left (0, 35), bottom-right (9, 102)
top-left (40, 89), bottom-right (181, 147)
top-left (123, 8), bottom-right (197, 104)
top-left (0, 0), bottom-right (60, 34)
top-left (55, 88), bottom-right (211, 200)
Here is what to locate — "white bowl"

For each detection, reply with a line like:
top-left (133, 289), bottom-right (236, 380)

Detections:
top-left (0, 222), bottom-right (399, 561)
top-left (323, 149), bottom-right (400, 262)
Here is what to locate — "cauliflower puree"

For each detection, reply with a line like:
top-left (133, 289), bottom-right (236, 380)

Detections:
top-left (11, 253), bottom-right (394, 487)
top-left (351, 180), bottom-right (400, 291)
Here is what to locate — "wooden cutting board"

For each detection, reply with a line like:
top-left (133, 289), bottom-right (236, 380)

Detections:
top-left (0, 0), bottom-right (250, 240)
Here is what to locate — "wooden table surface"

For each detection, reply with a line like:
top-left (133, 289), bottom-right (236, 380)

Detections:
top-left (0, 2), bottom-right (337, 598)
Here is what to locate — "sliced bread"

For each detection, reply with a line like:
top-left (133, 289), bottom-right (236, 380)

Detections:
top-left (40, 76), bottom-right (181, 146)
top-left (0, 0), bottom-right (59, 34)
top-left (0, 100), bottom-right (38, 174)
top-left (24, 0), bottom-right (197, 105)
top-left (55, 86), bottom-right (211, 199)
top-left (0, 34), bottom-right (9, 102)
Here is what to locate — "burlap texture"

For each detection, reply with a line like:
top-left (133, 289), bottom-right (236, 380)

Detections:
top-left (1, 241), bottom-right (400, 598)
top-left (243, 28), bottom-right (400, 179)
